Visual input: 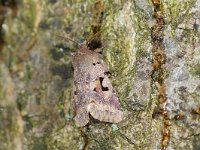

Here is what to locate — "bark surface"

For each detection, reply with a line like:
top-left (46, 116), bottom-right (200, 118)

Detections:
top-left (0, 0), bottom-right (200, 150)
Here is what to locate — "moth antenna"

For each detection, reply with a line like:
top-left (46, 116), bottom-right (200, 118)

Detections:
top-left (50, 31), bottom-right (79, 46)
top-left (87, 1), bottom-right (123, 44)
top-left (87, 27), bottom-right (107, 44)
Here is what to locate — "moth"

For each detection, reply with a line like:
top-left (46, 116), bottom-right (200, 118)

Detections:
top-left (72, 41), bottom-right (123, 127)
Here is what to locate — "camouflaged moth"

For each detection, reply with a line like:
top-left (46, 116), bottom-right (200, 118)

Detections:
top-left (72, 41), bottom-right (123, 127)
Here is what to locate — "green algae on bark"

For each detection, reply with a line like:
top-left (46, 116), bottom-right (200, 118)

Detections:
top-left (0, 63), bottom-right (23, 150)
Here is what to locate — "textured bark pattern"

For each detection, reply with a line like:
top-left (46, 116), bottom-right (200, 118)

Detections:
top-left (0, 0), bottom-right (200, 150)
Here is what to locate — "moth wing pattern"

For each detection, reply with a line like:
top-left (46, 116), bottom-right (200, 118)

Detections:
top-left (73, 85), bottom-right (90, 127)
top-left (72, 41), bottom-right (123, 127)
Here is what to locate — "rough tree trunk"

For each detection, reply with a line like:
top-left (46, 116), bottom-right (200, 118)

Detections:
top-left (0, 0), bottom-right (200, 150)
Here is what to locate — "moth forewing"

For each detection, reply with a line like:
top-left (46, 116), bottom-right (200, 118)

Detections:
top-left (72, 42), bottom-right (123, 127)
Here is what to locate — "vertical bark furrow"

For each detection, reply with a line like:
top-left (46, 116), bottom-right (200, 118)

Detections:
top-left (150, 1), bottom-right (170, 150)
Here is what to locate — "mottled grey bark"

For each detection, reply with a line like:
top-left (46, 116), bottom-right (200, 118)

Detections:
top-left (0, 0), bottom-right (200, 150)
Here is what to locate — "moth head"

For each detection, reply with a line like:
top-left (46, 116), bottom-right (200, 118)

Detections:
top-left (87, 39), bottom-right (102, 50)
top-left (79, 41), bottom-right (88, 49)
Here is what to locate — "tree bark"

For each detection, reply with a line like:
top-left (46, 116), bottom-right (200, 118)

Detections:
top-left (0, 0), bottom-right (200, 150)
